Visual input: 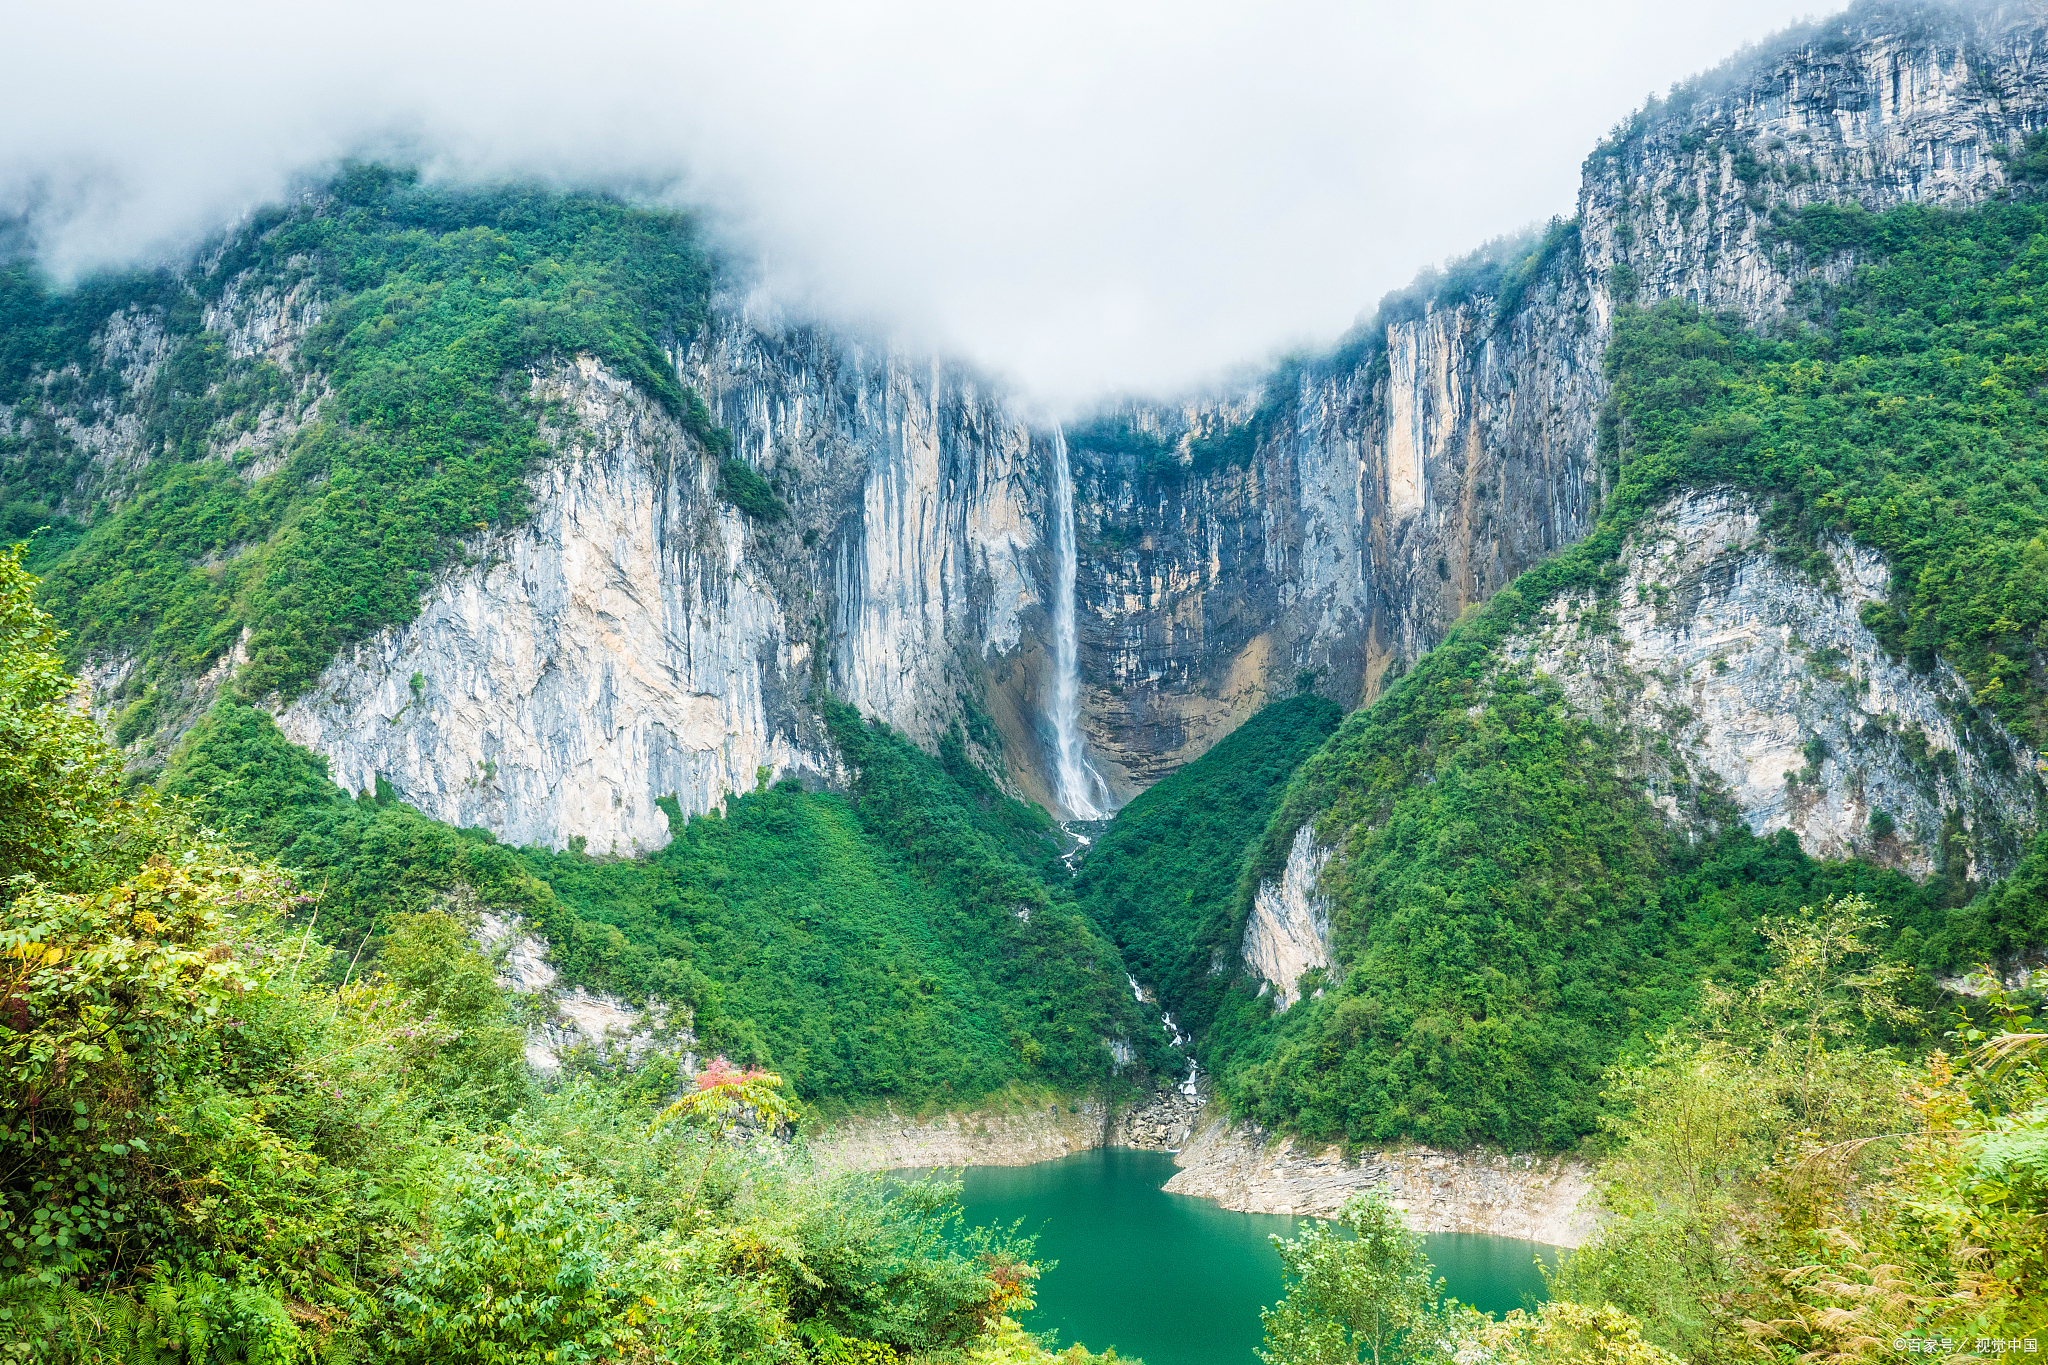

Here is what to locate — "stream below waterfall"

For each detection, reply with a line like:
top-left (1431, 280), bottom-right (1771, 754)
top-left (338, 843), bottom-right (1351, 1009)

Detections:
top-left (922, 1148), bottom-right (1555, 1365)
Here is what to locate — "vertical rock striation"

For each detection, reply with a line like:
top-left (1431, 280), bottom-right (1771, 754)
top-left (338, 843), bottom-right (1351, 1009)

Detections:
top-left (1241, 825), bottom-right (1336, 1009)
top-left (54, 1), bottom-right (2048, 869)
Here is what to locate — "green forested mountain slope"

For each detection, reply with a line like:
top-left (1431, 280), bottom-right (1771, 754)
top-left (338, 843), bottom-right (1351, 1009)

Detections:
top-left (4, 166), bottom-right (1166, 1111)
top-left (158, 699), bottom-right (1164, 1109)
top-left (4, 165), bottom-right (721, 704)
top-left (1074, 694), bottom-right (1340, 1034)
top-left (1192, 191), bottom-right (2048, 1151)
top-left (0, 543), bottom-right (1109, 1364)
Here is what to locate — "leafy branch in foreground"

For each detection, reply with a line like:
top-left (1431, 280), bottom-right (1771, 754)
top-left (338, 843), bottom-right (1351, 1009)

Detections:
top-left (1259, 1190), bottom-right (1452, 1365)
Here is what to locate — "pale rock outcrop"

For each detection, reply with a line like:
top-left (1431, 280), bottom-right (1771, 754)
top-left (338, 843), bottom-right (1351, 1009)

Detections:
top-left (1503, 491), bottom-right (2044, 877)
top-left (203, 271), bottom-right (324, 364)
top-left (1241, 825), bottom-right (1335, 1010)
top-left (1582, 3), bottom-right (2048, 329)
top-left (478, 911), bottom-right (694, 1072)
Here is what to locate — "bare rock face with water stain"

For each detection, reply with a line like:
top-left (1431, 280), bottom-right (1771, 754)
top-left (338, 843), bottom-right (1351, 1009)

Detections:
top-left (1239, 825), bottom-right (1335, 1010)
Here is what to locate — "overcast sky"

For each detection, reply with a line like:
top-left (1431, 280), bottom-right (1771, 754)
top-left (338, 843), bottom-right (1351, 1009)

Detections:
top-left (4, 1), bottom-right (1825, 410)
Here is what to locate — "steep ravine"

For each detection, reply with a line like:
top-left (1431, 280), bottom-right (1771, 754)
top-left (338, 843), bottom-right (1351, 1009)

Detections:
top-left (13, 0), bottom-right (2048, 1234)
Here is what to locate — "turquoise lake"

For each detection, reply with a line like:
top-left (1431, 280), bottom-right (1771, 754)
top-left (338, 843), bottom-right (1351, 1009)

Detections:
top-left (935, 1148), bottom-right (1554, 1365)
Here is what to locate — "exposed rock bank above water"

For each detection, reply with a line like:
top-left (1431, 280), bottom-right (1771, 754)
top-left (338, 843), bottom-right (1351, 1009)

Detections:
top-left (806, 1100), bottom-right (1118, 1171)
top-left (809, 1088), bottom-right (1594, 1248)
top-left (1163, 1111), bottom-right (1597, 1249)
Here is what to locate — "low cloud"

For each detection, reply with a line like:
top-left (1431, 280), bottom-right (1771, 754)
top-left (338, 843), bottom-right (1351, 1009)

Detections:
top-left (4, 0), bottom-right (1819, 410)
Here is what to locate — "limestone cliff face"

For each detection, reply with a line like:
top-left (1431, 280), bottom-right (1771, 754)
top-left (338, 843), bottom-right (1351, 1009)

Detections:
top-left (1066, 274), bottom-right (1608, 794)
top-left (1499, 491), bottom-right (2045, 879)
top-left (681, 307), bottom-right (1069, 808)
top-left (280, 356), bottom-right (833, 853)
top-left (1241, 825), bottom-right (1335, 1009)
top-left (279, 316), bottom-right (1076, 852)
top-left (1070, 0), bottom-right (2048, 796)
top-left (48, 1), bottom-right (2048, 864)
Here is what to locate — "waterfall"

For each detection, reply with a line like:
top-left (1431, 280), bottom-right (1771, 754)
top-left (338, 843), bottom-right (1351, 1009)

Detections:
top-left (1050, 424), bottom-right (1108, 819)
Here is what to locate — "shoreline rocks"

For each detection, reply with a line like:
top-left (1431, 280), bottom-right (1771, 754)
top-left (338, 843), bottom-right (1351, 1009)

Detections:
top-left (1163, 1110), bottom-right (1596, 1248)
top-left (808, 1087), bottom-right (1596, 1248)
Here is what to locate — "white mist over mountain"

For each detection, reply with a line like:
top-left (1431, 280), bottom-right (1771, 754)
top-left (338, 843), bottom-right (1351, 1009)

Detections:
top-left (4, 0), bottom-right (1821, 409)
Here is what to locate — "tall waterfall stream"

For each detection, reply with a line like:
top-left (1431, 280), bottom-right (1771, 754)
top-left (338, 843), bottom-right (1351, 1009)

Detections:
top-left (1049, 424), bottom-right (1109, 820)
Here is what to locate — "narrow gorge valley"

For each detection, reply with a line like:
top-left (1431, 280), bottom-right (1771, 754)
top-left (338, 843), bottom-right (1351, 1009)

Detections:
top-left (6, 1), bottom-right (2048, 1361)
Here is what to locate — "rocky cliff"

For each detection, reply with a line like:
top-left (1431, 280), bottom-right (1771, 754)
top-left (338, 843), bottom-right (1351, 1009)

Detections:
top-left (1065, 0), bottom-right (2048, 797)
top-left (25, 2), bottom-right (2048, 869)
top-left (1500, 491), bottom-right (2044, 880)
top-left (283, 308), bottom-right (1069, 850)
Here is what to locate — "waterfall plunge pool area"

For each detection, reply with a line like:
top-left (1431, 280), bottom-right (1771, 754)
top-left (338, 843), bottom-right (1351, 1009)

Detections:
top-left (905, 1148), bottom-right (1555, 1365)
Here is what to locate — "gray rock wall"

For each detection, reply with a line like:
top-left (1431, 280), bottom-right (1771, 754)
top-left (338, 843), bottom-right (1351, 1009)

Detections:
top-left (281, 356), bottom-right (833, 853)
top-left (1501, 490), bottom-right (2045, 878)
top-left (1241, 824), bottom-right (1335, 1010)
top-left (1162, 1109), bottom-right (1598, 1247)
top-left (47, 1), bottom-right (2048, 868)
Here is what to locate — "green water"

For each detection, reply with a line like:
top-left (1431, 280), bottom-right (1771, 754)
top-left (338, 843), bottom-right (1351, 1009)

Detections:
top-left (939, 1148), bottom-right (1554, 1365)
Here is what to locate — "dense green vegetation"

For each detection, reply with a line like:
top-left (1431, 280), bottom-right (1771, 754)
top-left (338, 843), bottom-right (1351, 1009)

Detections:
top-left (1550, 897), bottom-right (2048, 1362)
top-left (720, 456), bottom-right (790, 521)
top-left (1613, 198), bottom-right (2048, 742)
top-left (1256, 899), bottom-right (2048, 1359)
top-left (1, 544), bottom-right (1140, 1365)
top-left (157, 696), bottom-right (1162, 1111)
top-left (1075, 695), bottom-right (1340, 1035)
top-left (1206, 650), bottom-right (1941, 1150)
top-left (5, 165), bottom-right (725, 703)
top-left (1196, 193), bottom-right (2048, 1152)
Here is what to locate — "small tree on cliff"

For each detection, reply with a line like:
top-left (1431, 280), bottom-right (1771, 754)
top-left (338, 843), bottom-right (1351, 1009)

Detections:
top-left (1259, 1190), bottom-right (1453, 1365)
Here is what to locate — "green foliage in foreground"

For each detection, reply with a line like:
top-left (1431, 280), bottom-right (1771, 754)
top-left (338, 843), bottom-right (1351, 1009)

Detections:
top-left (1075, 694), bottom-right (1340, 1036)
top-left (1259, 1191), bottom-right (1451, 1365)
top-left (158, 694), bottom-right (1161, 1109)
top-left (1202, 194), bottom-right (2048, 1152)
top-left (8, 164), bottom-right (723, 702)
top-left (1255, 900), bottom-right (2047, 1365)
top-left (0, 550), bottom-right (1110, 1365)
top-left (1551, 897), bottom-right (2048, 1363)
